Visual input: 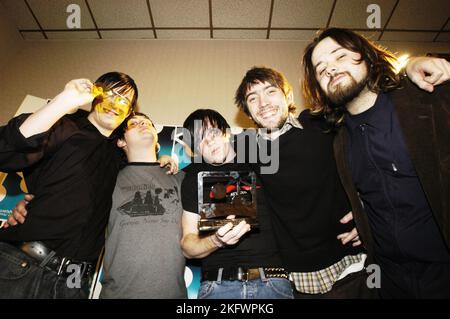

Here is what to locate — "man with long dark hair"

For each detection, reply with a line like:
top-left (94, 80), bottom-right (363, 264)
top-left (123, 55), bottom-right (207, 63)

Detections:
top-left (235, 49), bottom-right (449, 298)
top-left (303, 28), bottom-right (450, 298)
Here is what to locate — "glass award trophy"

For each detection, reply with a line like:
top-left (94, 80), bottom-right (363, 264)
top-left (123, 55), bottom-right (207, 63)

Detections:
top-left (197, 171), bottom-right (259, 232)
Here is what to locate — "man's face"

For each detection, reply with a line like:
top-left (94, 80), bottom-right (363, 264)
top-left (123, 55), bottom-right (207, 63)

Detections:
top-left (311, 37), bottom-right (369, 105)
top-left (91, 86), bottom-right (134, 131)
top-left (198, 124), bottom-right (232, 165)
top-left (245, 81), bottom-right (291, 130)
top-left (123, 115), bottom-right (158, 152)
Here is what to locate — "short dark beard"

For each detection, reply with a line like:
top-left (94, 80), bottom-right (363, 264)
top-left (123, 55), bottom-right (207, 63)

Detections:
top-left (326, 72), bottom-right (368, 107)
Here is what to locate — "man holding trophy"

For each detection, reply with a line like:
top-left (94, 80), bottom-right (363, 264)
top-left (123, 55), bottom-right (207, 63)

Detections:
top-left (180, 109), bottom-right (294, 299)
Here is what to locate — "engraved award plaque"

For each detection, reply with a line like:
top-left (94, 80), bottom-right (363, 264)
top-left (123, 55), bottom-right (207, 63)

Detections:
top-left (197, 171), bottom-right (258, 232)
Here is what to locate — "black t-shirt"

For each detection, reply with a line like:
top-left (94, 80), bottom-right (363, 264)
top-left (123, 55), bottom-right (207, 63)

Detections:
top-left (181, 162), bottom-right (283, 270)
top-left (252, 111), bottom-right (363, 272)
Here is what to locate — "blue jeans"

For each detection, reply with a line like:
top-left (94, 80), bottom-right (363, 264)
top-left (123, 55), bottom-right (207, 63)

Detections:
top-left (198, 277), bottom-right (294, 299)
top-left (0, 242), bottom-right (90, 299)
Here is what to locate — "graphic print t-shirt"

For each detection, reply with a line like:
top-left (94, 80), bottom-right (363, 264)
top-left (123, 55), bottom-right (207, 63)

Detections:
top-left (100, 163), bottom-right (186, 299)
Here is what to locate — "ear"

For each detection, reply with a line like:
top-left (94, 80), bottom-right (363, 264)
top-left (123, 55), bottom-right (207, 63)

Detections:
top-left (155, 143), bottom-right (161, 153)
top-left (117, 138), bottom-right (127, 149)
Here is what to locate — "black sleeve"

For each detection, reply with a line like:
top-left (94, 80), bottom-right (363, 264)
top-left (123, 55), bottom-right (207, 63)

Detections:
top-left (0, 113), bottom-right (49, 150)
top-left (0, 114), bottom-right (50, 172)
top-left (0, 113), bottom-right (77, 172)
top-left (181, 167), bottom-right (200, 214)
top-left (298, 109), bottom-right (331, 131)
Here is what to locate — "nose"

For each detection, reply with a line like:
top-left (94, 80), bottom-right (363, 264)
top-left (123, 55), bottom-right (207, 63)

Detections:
top-left (259, 93), bottom-right (269, 107)
top-left (326, 65), bottom-right (338, 77)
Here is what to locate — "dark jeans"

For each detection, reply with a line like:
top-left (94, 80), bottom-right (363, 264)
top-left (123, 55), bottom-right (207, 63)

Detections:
top-left (0, 242), bottom-right (90, 299)
top-left (294, 270), bottom-right (379, 299)
top-left (376, 255), bottom-right (450, 299)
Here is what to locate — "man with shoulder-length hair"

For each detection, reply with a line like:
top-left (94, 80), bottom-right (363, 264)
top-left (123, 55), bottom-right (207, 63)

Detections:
top-left (302, 27), bottom-right (450, 298)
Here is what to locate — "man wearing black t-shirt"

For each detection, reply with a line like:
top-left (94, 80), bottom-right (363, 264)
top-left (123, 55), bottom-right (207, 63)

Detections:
top-left (180, 109), bottom-right (294, 299)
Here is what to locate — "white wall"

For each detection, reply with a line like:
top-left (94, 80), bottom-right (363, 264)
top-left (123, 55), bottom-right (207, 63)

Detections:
top-left (0, 38), bottom-right (448, 126)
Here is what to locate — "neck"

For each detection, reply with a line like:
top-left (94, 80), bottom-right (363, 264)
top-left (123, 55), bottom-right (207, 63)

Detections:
top-left (87, 113), bottom-right (113, 137)
top-left (126, 148), bottom-right (158, 163)
top-left (346, 87), bottom-right (379, 115)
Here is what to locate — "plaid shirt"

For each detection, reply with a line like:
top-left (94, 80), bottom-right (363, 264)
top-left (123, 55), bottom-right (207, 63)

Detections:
top-left (290, 253), bottom-right (366, 294)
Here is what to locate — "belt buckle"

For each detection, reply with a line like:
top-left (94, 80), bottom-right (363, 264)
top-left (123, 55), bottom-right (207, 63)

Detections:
top-left (237, 267), bottom-right (260, 281)
top-left (20, 241), bottom-right (51, 263)
top-left (237, 267), bottom-right (248, 281)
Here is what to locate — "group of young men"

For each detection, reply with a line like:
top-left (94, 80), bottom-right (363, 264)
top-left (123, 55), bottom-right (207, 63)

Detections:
top-left (0, 28), bottom-right (449, 299)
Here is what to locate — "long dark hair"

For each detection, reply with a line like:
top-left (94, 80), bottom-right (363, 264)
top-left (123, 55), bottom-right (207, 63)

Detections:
top-left (302, 28), bottom-right (400, 130)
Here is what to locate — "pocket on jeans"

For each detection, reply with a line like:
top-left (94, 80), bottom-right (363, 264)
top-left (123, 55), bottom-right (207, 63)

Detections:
top-left (266, 278), bottom-right (294, 299)
top-left (0, 251), bottom-right (33, 280)
top-left (198, 281), bottom-right (216, 299)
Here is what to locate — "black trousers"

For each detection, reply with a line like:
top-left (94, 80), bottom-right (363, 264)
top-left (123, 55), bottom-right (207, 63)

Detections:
top-left (377, 255), bottom-right (450, 299)
top-left (293, 269), bottom-right (379, 299)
